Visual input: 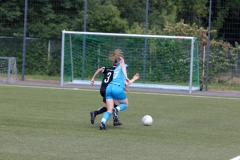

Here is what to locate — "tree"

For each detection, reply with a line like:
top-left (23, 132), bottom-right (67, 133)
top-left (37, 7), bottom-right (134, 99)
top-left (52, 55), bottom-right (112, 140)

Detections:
top-left (163, 20), bottom-right (237, 83)
top-left (115, 0), bottom-right (178, 34)
top-left (0, 0), bottom-right (23, 37)
top-left (211, 0), bottom-right (240, 45)
top-left (26, 0), bottom-right (82, 39)
top-left (148, 0), bottom-right (177, 33)
top-left (174, 0), bottom-right (209, 26)
top-left (85, 1), bottom-right (128, 33)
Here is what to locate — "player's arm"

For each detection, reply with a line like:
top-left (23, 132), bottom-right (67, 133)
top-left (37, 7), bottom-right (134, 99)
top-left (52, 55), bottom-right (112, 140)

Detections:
top-left (124, 73), bottom-right (140, 93)
top-left (120, 57), bottom-right (130, 82)
top-left (125, 73), bottom-right (140, 86)
top-left (122, 65), bottom-right (128, 80)
top-left (90, 67), bottom-right (104, 85)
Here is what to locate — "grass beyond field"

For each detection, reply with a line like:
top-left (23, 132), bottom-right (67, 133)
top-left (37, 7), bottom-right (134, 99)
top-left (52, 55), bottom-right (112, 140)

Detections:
top-left (0, 84), bottom-right (240, 160)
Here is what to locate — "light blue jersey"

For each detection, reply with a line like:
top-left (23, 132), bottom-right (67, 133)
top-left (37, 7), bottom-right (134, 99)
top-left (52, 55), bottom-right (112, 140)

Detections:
top-left (103, 63), bottom-right (129, 125)
top-left (110, 64), bottom-right (128, 89)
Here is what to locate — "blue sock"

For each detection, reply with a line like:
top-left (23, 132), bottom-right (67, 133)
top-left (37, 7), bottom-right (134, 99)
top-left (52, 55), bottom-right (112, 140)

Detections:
top-left (117, 104), bottom-right (127, 111)
top-left (101, 111), bottom-right (111, 124)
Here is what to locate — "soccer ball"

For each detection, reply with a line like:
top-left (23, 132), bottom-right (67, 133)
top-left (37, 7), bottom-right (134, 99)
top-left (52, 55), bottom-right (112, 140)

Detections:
top-left (142, 115), bottom-right (153, 126)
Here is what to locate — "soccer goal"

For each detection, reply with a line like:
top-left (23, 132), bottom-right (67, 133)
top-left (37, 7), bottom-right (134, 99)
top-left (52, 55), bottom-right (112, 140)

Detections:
top-left (0, 57), bottom-right (18, 83)
top-left (61, 31), bottom-right (199, 93)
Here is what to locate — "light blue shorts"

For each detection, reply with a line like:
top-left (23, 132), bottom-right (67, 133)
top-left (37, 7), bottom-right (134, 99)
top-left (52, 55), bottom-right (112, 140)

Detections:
top-left (106, 84), bottom-right (126, 101)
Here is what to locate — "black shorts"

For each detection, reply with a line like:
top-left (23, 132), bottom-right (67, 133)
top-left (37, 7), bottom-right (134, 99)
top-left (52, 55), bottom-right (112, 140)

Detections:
top-left (100, 90), bottom-right (106, 103)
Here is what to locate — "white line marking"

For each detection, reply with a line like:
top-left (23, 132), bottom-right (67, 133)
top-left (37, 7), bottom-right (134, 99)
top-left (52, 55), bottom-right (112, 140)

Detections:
top-left (0, 84), bottom-right (239, 100)
top-left (131, 91), bottom-right (240, 100)
top-left (230, 155), bottom-right (240, 160)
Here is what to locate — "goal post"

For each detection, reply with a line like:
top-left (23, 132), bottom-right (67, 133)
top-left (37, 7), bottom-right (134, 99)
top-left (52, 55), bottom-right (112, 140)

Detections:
top-left (61, 31), bottom-right (199, 93)
top-left (0, 57), bottom-right (18, 83)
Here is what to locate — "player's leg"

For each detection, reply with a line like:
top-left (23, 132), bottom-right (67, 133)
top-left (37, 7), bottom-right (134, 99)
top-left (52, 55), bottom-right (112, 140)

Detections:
top-left (91, 100), bottom-right (119, 125)
top-left (111, 85), bottom-right (127, 124)
top-left (116, 98), bottom-right (128, 111)
top-left (99, 84), bottom-right (114, 130)
top-left (113, 99), bottom-right (119, 108)
top-left (112, 98), bottom-right (128, 124)
top-left (90, 103), bottom-right (107, 124)
top-left (99, 99), bottom-right (114, 130)
top-left (112, 100), bottom-right (122, 126)
top-left (112, 99), bottom-right (122, 126)
top-left (113, 87), bottom-right (128, 112)
top-left (90, 90), bottom-right (107, 124)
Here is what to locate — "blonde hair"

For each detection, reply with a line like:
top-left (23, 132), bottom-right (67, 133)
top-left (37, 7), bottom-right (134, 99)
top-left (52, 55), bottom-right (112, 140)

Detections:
top-left (109, 49), bottom-right (124, 65)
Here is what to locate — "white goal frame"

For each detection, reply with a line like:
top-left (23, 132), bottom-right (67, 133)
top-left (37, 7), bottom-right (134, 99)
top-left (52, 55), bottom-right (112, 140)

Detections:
top-left (61, 31), bottom-right (198, 93)
top-left (0, 57), bottom-right (18, 83)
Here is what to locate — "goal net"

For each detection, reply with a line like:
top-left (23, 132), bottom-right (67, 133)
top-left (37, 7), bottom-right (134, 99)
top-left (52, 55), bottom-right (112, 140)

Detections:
top-left (0, 57), bottom-right (18, 83)
top-left (61, 31), bottom-right (199, 93)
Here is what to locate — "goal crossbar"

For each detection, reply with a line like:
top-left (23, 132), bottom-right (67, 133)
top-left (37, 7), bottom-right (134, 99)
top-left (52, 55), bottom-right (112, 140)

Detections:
top-left (62, 31), bottom-right (194, 40)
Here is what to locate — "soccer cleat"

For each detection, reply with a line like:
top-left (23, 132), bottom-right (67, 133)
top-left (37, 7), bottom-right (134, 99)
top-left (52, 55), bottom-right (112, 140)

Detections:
top-left (99, 122), bottom-right (106, 130)
top-left (112, 108), bottom-right (122, 126)
top-left (113, 120), bottom-right (122, 126)
top-left (90, 112), bottom-right (96, 124)
top-left (112, 108), bottom-right (119, 121)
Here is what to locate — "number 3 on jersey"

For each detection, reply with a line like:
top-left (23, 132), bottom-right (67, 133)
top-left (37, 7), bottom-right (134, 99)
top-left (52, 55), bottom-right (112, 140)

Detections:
top-left (104, 72), bottom-right (112, 83)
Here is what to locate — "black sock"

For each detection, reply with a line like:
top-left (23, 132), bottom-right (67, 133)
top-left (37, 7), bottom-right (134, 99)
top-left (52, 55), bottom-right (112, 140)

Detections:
top-left (95, 107), bottom-right (107, 115)
top-left (114, 104), bottom-right (118, 108)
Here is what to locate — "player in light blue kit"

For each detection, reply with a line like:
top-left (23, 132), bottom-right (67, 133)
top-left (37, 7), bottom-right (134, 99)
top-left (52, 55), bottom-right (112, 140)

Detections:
top-left (99, 49), bottom-right (139, 130)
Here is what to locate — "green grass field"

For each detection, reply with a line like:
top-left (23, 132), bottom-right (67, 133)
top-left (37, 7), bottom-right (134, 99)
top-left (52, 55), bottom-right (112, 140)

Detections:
top-left (0, 84), bottom-right (240, 160)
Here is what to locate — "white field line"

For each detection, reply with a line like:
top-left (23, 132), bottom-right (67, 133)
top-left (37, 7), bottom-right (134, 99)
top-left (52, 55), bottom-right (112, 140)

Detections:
top-left (0, 84), bottom-right (239, 100)
top-left (131, 91), bottom-right (240, 100)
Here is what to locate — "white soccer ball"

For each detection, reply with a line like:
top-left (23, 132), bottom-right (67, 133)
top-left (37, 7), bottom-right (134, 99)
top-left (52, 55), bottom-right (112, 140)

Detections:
top-left (142, 115), bottom-right (153, 126)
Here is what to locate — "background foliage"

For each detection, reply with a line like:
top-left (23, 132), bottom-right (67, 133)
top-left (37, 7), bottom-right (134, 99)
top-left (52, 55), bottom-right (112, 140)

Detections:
top-left (0, 0), bottom-right (239, 87)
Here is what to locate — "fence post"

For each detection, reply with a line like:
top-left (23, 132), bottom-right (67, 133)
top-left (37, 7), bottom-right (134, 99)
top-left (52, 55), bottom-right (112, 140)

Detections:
top-left (143, 0), bottom-right (149, 83)
top-left (82, 0), bottom-right (88, 80)
top-left (205, 0), bottom-right (212, 91)
top-left (22, 0), bottom-right (28, 81)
